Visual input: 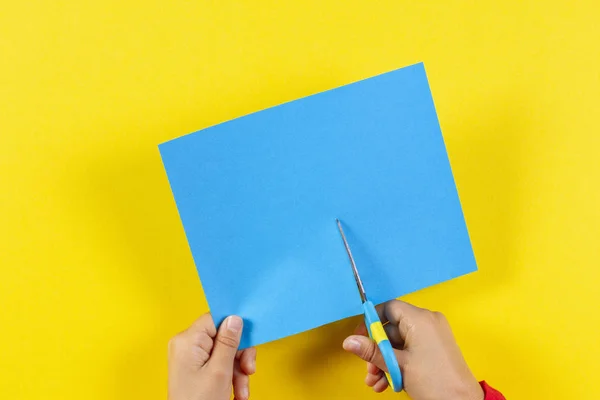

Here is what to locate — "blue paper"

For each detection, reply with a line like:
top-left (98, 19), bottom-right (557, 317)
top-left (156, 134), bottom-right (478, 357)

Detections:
top-left (159, 63), bottom-right (477, 349)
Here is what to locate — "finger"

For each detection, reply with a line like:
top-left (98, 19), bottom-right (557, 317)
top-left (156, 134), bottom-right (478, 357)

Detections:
top-left (344, 335), bottom-right (406, 372)
top-left (168, 314), bottom-right (216, 368)
top-left (372, 375), bottom-right (389, 393)
top-left (232, 359), bottom-right (250, 400)
top-left (365, 371), bottom-right (384, 387)
top-left (238, 347), bottom-right (257, 375)
top-left (187, 313), bottom-right (217, 338)
top-left (191, 330), bottom-right (215, 366)
top-left (376, 300), bottom-right (423, 339)
top-left (384, 322), bottom-right (404, 347)
top-left (343, 335), bottom-right (386, 371)
top-left (209, 316), bottom-right (243, 371)
top-left (186, 315), bottom-right (218, 364)
top-left (354, 322), bottom-right (368, 336)
top-left (355, 320), bottom-right (402, 347)
top-left (367, 362), bottom-right (380, 375)
top-left (375, 303), bottom-right (389, 323)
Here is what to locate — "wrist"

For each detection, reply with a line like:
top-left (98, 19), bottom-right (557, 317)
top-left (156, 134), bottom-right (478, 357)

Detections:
top-left (453, 379), bottom-right (484, 400)
top-left (463, 384), bottom-right (485, 400)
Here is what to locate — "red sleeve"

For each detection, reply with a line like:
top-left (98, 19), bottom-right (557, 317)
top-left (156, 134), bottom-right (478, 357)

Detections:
top-left (480, 381), bottom-right (505, 400)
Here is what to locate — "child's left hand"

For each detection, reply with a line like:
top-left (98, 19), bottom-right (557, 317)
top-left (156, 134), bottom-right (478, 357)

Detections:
top-left (168, 313), bottom-right (256, 400)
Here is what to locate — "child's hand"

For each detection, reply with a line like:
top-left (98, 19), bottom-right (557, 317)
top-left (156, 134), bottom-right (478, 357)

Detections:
top-left (343, 300), bottom-right (483, 400)
top-left (168, 313), bottom-right (256, 400)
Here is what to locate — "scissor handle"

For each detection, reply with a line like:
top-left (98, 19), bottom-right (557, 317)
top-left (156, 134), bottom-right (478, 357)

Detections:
top-left (363, 300), bottom-right (403, 392)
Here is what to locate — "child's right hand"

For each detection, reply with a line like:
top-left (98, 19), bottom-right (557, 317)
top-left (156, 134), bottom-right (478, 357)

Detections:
top-left (343, 300), bottom-right (484, 400)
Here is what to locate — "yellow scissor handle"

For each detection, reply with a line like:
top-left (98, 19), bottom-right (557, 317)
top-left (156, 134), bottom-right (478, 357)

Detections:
top-left (363, 301), bottom-right (403, 392)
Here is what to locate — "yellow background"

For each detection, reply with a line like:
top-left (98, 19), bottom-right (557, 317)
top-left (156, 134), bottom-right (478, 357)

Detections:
top-left (1, 1), bottom-right (599, 399)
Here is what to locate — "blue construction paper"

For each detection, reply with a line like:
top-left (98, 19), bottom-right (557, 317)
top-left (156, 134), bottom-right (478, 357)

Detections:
top-left (159, 63), bottom-right (477, 349)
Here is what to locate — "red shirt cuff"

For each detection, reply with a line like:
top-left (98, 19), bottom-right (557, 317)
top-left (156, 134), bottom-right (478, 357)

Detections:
top-left (480, 381), bottom-right (505, 400)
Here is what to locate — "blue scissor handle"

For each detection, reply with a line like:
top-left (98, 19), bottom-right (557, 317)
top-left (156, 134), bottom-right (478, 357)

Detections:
top-left (363, 300), bottom-right (403, 392)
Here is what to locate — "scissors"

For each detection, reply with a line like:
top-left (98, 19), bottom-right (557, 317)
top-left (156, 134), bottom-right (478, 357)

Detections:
top-left (336, 219), bottom-right (403, 392)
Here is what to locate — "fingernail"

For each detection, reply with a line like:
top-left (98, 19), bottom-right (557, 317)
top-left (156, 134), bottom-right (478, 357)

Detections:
top-left (251, 358), bottom-right (256, 373)
top-left (226, 316), bottom-right (243, 333)
top-left (343, 338), bottom-right (361, 352)
top-left (240, 387), bottom-right (249, 399)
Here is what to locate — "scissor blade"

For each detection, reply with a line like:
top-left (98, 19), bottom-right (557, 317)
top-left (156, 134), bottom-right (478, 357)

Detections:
top-left (336, 219), bottom-right (367, 303)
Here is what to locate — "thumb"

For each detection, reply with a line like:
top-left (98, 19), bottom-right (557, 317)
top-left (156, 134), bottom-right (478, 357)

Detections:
top-left (209, 316), bottom-right (243, 370)
top-left (343, 335), bottom-right (403, 372)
